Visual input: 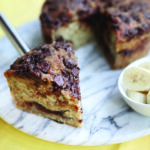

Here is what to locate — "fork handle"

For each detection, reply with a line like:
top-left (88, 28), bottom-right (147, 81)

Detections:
top-left (0, 12), bottom-right (30, 56)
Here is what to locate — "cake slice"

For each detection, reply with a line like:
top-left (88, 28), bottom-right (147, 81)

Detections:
top-left (4, 40), bottom-right (82, 127)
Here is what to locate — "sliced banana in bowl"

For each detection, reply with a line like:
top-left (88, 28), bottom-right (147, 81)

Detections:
top-left (118, 57), bottom-right (150, 116)
top-left (147, 91), bottom-right (150, 104)
top-left (126, 90), bottom-right (147, 104)
top-left (139, 62), bottom-right (150, 70)
top-left (123, 67), bottom-right (150, 92)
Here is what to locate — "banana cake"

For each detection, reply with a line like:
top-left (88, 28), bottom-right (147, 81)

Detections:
top-left (4, 40), bottom-right (82, 127)
top-left (40, 0), bottom-right (150, 69)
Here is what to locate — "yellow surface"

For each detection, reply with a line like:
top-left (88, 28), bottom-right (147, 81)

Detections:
top-left (1, 0), bottom-right (150, 149)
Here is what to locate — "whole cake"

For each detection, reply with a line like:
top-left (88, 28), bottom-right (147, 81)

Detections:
top-left (4, 40), bottom-right (82, 127)
top-left (40, 0), bottom-right (150, 69)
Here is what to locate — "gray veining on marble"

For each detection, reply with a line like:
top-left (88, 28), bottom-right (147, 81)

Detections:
top-left (1, 20), bottom-right (150, 145)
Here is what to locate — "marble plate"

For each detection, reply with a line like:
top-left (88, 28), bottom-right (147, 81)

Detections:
top-left (1, 20), bottom-right (150, 146)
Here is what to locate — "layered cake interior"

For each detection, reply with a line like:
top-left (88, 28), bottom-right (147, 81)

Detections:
top-left (40, 0), bottom-right (150, 69)
top-left (4, 40), bottom-right (82, 127)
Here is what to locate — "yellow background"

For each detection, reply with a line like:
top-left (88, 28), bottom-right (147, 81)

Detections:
top-left (0, 0), bottom-right (150, 149)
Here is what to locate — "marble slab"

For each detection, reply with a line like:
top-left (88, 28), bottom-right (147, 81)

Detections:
top-left (1, 20), bottom-right (150, 146)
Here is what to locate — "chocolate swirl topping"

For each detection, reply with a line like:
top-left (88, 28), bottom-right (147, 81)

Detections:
top-left (9, 40), bottom-right (80, 100)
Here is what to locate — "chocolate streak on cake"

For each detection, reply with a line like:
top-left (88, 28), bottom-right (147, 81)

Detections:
top-left (123, 24), bottom-right (150, 42)
top-left (118, 36), bottom-right (150, 57)
top-left (118, 49), bottom-right (133, 57)
top-left (8, 41), bottom-right (81, 100)
top-left (28, 82), bottom-right (80, 111)
top-left (10, 45), bottom-right (52, 79)
top-left (23, 101), bottom-right (69, 118)
top-left (9, 41), bottom-right (71, 79)
top-left (35, 90), bottom-right (80, 111)
top-left (23, 101), bottom-right (82, 123)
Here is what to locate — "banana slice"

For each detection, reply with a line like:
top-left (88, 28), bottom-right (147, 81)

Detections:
top-left (126, 89), bottom-right (146, 103)
top-left (139, 62), bottom-right (150, 71)
top-left (123, 67), bottom-right (150, 91)
top-left (147, 91), bottom-right (150, 104)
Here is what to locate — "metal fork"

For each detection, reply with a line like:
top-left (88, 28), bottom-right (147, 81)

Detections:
top-left (0, 12), bottom-right (30, 56)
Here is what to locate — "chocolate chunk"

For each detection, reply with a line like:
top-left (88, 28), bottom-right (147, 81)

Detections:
top-left (40, 12), bottom-right (59, 28)
top-left (56, 36), bottom-right (64, 42)
top-left (40, 9), bottom-right (72, 29)
top-left (58, 12), bottom-right (72, 25)
top-left (131, 28), bottom-right (138, 35)
top-left (10, 45), bottom-right (53, 78)
top-left (118, 15), bottom-right (130, 24)
top-left (130, 13), bottom-right (140, 22)
top-left (37, 60), bottom-right (50, 73)
top-left (40, 12), bottom-right (54, 27)
top-left (63, 58), bottom-right (76, 69)
top-left (112, 22), bottom-right (120, 29)
top-left (28, 64), bottom-right (34, 70)
top-left (130, 2), bottom-right (148, 12)
top-left (53, 75), bottom-right (64, 87)
top-left (54, 42), bottom-right (62, 50)
top-left (123, 28), bottom-right (139, 41)
top-left (33, 47), bottom-right (52, 57)
top-left (106, 14), bottom-right (120, 29)
top-left (30, 70), bottom-right (42, 78)
top-left (65, 44), bottom-right (74, 56)
top-left (54, 40), bottom-right (74, 56)
top-left (40, 45), bottom-right (52, 54)
top-left (141, 24), bottom-right (149, 31)
top-left (72, 68), bottom-right (79, 78)
top-left (123, 25), bottom-right (148, 41)
top-left (62, 70), bottom-right (70, 77)
top-left (118, 2), bottom-right (147, 13)
top-left (118, 49), bottom-right (133, 57)
top-left (62, 68), bottom-right (80, 99)
top-left (123, 29), bottom-right (132, 41)
top-left (118, 4), bottom-right (130, 12)
top-left (40, 12), bottom-right (50, 24)
top-left (143, 12), bottom-right (150, 20)
top-left (136, 27), bottom-right (144, 36)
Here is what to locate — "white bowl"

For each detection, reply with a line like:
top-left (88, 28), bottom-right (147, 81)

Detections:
top-left (118, 56), bottom-right (150, 116)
